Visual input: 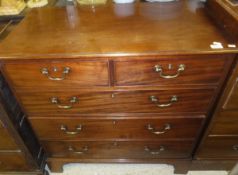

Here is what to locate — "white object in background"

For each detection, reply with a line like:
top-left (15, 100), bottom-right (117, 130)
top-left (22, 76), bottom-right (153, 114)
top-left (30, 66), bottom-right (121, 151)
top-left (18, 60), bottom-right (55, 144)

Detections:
top-left (27, 0), bottom-right (48, 8)
top-left (228, 44), bottom-right (237, 48)
top-left (113, 3), bottom-right (135, 17)
top-left (113, 0), bottom-right (135, 4)
top-left (145, 0), bottom-right (176, 2)
top-left (210, 42), bottom-right (224, 49)
top-left (187, 0), bottom-right (205, 13)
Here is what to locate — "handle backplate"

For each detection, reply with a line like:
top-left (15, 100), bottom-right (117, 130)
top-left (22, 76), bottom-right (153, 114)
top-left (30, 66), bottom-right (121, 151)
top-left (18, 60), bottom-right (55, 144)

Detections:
top-left (60, 125), bottom-right (82, 135)
top-left (233, 145), bottom-right (238, 151)
top-left (147, 123), bottom-right (171, 135)
top-left (154, 64), bottom-right (185, 79)
top-left (51, 96), bottom-right (79, 109)
top-left (150, 95), bottom-right (178, 108)
top-left (144, 146), bottom-right (165, 155)
top-left (68, 145), bottom-right (88, 154)
top-left (41, 67), bottom-right (70, 81)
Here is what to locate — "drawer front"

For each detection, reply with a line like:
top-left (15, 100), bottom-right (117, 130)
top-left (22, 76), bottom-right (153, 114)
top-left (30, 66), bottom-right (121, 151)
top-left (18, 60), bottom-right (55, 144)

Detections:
top-left (114, 57), bottom-right (227, 86)
top-left (19, 89), bottom-right (215, 115)
top-left (197, 137), bottom-right (238, 159)
top-left (43, 140), bottom-right (194, 159)
top-left (29, 117), bottom-right (204, 140)
top-left (0, 153), bottom-right (30, 171)
top-left (210, 111), bottom-right (238, 136)
top-left (0, 127), bottom-right (19, 150)
top-left (3, 61), bottom-right (109, 89)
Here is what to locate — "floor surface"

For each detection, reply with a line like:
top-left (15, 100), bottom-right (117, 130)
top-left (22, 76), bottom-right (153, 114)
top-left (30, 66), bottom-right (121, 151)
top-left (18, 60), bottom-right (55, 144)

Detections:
top-left (49, 164), bottom-right (229, 175)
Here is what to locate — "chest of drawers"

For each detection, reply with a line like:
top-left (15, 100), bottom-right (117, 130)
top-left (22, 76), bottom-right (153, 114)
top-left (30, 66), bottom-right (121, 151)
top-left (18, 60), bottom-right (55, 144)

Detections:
top-left (196, 59), bottom-right (238, 159)
top-left (1, 55), bottom-right (236, 173)
top-left (193, 0), bottom-right (238, 168)
top-left (0, 1), bottom-right (238, 174)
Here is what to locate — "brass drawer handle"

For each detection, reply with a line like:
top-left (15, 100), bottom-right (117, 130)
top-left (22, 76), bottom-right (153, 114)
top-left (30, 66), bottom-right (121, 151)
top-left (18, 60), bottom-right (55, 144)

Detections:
top-left (144, 146), bottom-right (165, 155)
top-left (60, 125), bottom-right (82, 135)
top-left (147, 124), bottom-right (171, 135)
top-left (51, 96), bottom-right (79, 109)
top-left (150, 95), bottom-right (178, 108)
top-left (233, 145), bottom-right (238, 151)
top-left (68, 145), bottom-right (88, 154)
top-left (41, 67), bottom-right (70, 81)
top-left (154, 64), bottom-right (185, 79)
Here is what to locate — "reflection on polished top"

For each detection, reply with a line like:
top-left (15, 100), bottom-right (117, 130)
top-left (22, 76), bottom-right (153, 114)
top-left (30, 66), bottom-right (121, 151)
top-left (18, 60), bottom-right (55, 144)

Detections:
top-left (0, 0), bottom-right (237, 59)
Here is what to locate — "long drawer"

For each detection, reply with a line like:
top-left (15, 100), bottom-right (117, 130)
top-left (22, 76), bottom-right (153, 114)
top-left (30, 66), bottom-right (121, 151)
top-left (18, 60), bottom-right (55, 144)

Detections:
top-left (19, 89), bottom-right (215, 115)
top-left (210, 111), bottom-right (238, 136)
top-left (114, 56), bottom-right (228, 86)
top-left (197, 137), bottom-right (238, 159)
top-left (29, 116), bottom-right (204, 140)
top-left (42, 140), bottom-right (194, 159)
top-left (2, 61), bottom-right (109, 90)
top-left (0, 153), bottom-right (31, 171)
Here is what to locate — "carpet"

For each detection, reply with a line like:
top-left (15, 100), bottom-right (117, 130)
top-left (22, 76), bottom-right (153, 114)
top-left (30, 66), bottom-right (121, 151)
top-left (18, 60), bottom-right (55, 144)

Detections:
top-left (49, 164), bottom-right (229, 175)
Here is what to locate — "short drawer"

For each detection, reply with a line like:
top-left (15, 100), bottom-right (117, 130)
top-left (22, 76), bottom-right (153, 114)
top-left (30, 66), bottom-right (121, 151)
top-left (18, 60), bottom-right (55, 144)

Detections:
top-left (0, 153), bottom-right (31, 171)
top-left (0, 127), bottom-right (19, 150)
top-left (114, 56), bottom-right (228, 86)
top-left (19, 89), bottom-right (215, 115)
top-left (210, 111), bottom-right (238, 136)
top-left (3, 61), bottom-right (109, 89)
top-left (43, 140), bottom-right (194, 159)
top-left (197, 137), bottom-right (238, 159)
top-left (29, 116), bottom-right (204, 140)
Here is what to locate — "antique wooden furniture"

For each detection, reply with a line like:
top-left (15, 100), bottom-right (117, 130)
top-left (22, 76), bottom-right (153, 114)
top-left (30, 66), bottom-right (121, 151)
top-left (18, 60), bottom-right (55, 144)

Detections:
top-left (194, 0), bottom-right (238, 169)
top-left (0, 1), bottom-right (238, 174)
top-left (206, 0), bottom-right (238, 41)
top-left (195, 58), bottom-right (238, 163)
top-left (0, 73), bottom-right (47, 174)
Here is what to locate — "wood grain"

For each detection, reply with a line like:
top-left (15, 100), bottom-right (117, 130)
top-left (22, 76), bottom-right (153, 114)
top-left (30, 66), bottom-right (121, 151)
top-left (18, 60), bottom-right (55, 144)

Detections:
top-left (0, 1), bottom-right (236, 59)
top-left (114, 56), bottom-right (228, 86)
top-left (0, 127), bottom-right (19, 150)
top-left (206, 0), bottom-right (238, 41)
top-left (28, 117), bottom-right (203, 141)
top-left (0, 0), bottom-right (237, 173)
top-left (210, 111), bottom-right (238, 136)
top-left (0, 153), bottom-right (31, 171)
top-left (42, 140), bottom-right (194, 159)
top-left (194, 59), bottom-right (238, 160)
top-left (3, 61), bottom-right (109, 89)
top-left (18, 89), bottom-right (215, 115)
top-left (196, 136), bottom-right (238, 159)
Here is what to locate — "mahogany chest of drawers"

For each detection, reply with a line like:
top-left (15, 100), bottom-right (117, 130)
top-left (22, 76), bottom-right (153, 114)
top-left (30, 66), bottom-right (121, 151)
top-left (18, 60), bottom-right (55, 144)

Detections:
top-left (193, 0), bottom-right (238, 169)
top-left (0, 1), bottom-right (238, 174)
top-left (196, 59), bottom-right (238, 159)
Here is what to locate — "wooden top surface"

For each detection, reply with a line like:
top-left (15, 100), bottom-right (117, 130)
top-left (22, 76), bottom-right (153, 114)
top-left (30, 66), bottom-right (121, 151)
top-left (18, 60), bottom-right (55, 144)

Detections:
top-left (0, 0), bottom-right (237, 59)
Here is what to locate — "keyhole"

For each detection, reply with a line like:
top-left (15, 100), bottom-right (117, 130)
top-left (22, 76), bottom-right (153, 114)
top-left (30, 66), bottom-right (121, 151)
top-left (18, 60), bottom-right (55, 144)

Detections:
top-left (111, 93), bottom-right (115, 98)
top-left (113, 142), bottom-right (118, 147)
top-left (53, 67), bottom-right (58, 72)
top-left (168, 64), bottom-right (172, 70)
